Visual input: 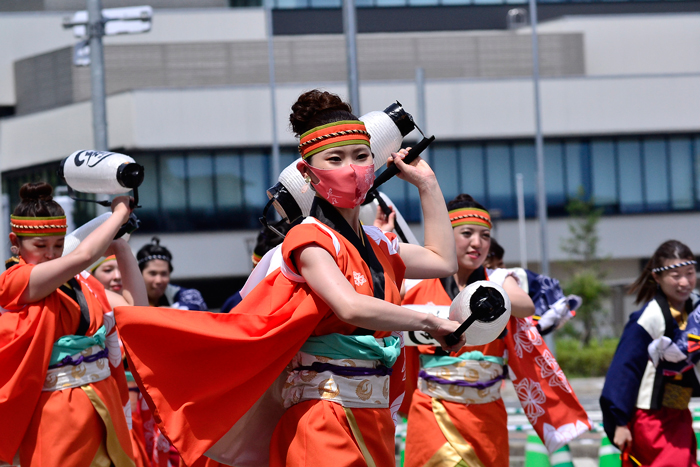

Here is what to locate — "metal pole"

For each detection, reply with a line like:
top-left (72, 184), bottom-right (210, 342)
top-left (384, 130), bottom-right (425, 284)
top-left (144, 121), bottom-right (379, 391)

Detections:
top-left (342, 0), bottom-right (360, 113)
top-left (528, 0), bottom-right (548, 277)
top-left (516, 173), bottom-right (527, 269)
top-left (87, 0), bottom-right (108, 152)
top-left (415, 67), bottom-right (428, 164)
top-left (265, 0), bottom-right (280, 187)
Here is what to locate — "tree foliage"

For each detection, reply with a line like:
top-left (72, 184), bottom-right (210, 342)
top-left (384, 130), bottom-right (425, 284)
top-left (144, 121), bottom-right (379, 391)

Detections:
top-left (561, 188), bottom-right (610, 346)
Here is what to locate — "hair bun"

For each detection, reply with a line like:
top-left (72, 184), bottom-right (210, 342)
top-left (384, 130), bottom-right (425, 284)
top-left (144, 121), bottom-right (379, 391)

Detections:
top-left (290, 89), bottom-right (354, 137)
top-left (19, 182), bottom-right (54, 202)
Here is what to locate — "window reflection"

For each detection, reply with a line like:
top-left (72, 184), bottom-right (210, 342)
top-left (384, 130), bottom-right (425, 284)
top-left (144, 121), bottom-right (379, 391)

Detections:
top-left (643, 139), bottom-right (669, 211)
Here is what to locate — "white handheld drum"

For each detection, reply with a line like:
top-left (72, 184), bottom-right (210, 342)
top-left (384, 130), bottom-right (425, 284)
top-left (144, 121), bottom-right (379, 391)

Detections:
top-left (60, 150), bottom-right (144, 194)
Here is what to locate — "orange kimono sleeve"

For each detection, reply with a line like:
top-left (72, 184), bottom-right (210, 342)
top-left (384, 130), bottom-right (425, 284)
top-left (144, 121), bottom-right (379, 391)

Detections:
top-left (0, 264), bottom-right (57, 462)
top-left (116, 223), bottom-right (343, 466)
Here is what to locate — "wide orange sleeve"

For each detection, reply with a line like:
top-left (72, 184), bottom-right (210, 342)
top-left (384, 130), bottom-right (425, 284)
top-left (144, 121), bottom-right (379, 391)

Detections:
top-left (0, 265), bottom-right (58, 462)
top-left (0, 262), bottom-right (34, 312)
top-left (116, 269), bottom-right (328, 465)
top-left (281, 223), bottom-right (341, 276)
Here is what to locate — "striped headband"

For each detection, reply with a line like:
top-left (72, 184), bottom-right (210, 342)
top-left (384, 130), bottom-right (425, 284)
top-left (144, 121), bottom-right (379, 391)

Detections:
top-left (449, 208), bottom-right (492, 229)
top-left (10, 215), bottom-right (67, 237)
top-left (298, 120), bottom-right (370, 160)
top-left (137, 254), bottom-right (171, 265)
top-left (652, 260), bottom-right (697, 274)
top-left (91, 255), bottom-right (116, 273)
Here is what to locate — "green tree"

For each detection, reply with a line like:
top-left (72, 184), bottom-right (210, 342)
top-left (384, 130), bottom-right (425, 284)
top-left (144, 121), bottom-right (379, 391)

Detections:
top-left (561, 188), bottom-right (610, 346)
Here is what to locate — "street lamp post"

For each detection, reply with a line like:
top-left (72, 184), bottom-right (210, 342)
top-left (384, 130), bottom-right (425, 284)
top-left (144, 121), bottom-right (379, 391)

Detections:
top-left (343, 0), bottom-right (360, 113)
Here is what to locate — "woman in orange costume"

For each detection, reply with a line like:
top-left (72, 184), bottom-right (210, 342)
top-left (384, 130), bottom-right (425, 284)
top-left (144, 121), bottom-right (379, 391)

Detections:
top-left (115, 90), bottom-right (465, 466)
top-left (0, 182), bottom-right (138, 466)
top-left (402, 194), bottom-right (534, 467)
top-left (402, 194), bottom-right (591, 467)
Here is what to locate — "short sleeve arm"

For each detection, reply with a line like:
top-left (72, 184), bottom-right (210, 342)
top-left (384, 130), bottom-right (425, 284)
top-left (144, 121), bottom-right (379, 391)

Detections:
top-left (0, 263), bottom-right (34, 311)
top-left (281, 223), bottom-right (341, 277)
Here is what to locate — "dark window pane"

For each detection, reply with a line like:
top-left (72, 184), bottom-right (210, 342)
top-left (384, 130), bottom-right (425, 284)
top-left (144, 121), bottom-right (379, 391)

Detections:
top-left (137, 154), bottom-right (159, 212)
top-left (486, 144), bottom-right (513, 216)
top-left (669, 137), bottom-right (693, 210)
top-left (379, 176), bottom-right (413, 222)
top-left (242, 151), bottom-right (269, 210)
top-left (215, 153), bottom-right (243, 209)
top-left (544, 142), bottom-right (566, 209)
top-left (458, 145), bottom-right (485, 201)
top-left (642, 139), bottom-right (669, 210)
top-left (187, 153), bottom-right (214, 210)
top-left (160, 154), bottom-right (186, 210)
top-left (695, 137), bottom-right (700, 205)
top-left (432, 145), bottom-right (459, 202)
top-left (512, 142), bottom-right (536, 216)
top-left (617, 140), bottom-right (643, 213)
top-left (564, 142), bottom-right (584, 197)
top-left (590, 140), bottom-right (616, 206)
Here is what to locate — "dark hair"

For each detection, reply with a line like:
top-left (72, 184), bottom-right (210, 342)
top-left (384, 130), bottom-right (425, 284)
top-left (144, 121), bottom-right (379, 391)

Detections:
top-left (488, 237), bottom-right (505, 261)
top-left (446, 193), bottom-right (488, 213)
top-left (254, 225), bottom-right (287, 265)
top-left (137, 236), bottom-right (173, 272)
top-left (13, 182), bottom-right (64, 218)
top-left (629, 240), bottom-right (695, 305)
top-left (289, 90), bottom-right (357, 139)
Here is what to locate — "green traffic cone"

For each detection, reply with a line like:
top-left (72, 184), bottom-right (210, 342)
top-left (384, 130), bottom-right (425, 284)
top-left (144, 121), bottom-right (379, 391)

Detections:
top-left (550, 444), bottom-right (574, 467)
top-left (525, 433), bottom-right (551, 467)
top-left (598, 436), bottom-right (621, 467)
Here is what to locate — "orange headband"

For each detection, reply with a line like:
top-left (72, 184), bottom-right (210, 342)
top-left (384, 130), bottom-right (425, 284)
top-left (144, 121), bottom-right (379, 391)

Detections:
top-left (449, 208), bottom-right (492, 229)
top-left (91, 255), bottom-right (117, 273)
top-left (10, 215), bottom-right (67, 237)
top-left (298, 120), bottom-right (370, 160)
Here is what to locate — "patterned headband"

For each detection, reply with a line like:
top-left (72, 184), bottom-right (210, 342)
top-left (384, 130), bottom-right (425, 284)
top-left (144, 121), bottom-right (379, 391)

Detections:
top-left (298, 120), bottom-right (370, 160)
top-left (91, 255), bottom-right (116, 273)
top-left (652, 260), bottom-right (697, 274)
top-left (10, 215), bottom-right (67, 237)
top-left (449, 208), bottom-right (492, 229)
top-left (137, 254), bottom-right (171, 265)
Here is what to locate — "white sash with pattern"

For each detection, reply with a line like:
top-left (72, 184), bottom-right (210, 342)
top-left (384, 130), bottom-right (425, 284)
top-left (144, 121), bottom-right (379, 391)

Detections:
top-left (42, 345), bottom-right (111, 392)
top-left (418, 359), bottom-right (504, 405)
top-left (282, 351), bottom-right (390, 409)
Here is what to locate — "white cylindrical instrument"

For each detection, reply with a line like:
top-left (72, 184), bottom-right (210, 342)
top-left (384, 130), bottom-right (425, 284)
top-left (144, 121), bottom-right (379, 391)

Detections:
top-left (60, 150), bottom-right (144, 194)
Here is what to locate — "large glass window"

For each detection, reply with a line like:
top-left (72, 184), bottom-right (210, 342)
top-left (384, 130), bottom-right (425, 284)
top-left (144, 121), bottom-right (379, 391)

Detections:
top-left (643, 139), bottom-right (669, 211)
top-left (617, 139), bottom-right (644, 213)
top-left (669, 137), bottom-right (693, 210)
top-left (590, 140), bottom-right (617, 207)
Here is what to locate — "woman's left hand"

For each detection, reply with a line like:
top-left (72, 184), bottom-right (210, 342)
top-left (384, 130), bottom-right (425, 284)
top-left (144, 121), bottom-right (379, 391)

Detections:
top-left (387, 148), bottom-right (437, 191)
top-left (373, 205), bottom-right (396, 232)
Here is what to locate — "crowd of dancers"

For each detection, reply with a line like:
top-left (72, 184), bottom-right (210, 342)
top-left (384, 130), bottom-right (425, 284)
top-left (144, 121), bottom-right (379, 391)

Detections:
top-left (1, 89), bottom-right (698, 467)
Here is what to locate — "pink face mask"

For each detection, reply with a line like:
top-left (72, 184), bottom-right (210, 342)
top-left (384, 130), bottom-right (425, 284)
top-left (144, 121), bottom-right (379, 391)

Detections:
top-left (298, 161), bottom-right (375, 209)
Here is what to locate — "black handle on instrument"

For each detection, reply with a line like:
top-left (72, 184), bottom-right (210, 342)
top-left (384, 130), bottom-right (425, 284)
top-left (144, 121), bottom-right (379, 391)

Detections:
top-left (444, 314), bottom-right (478, 347)
top-left (371, 135), bottom-right (435, 191)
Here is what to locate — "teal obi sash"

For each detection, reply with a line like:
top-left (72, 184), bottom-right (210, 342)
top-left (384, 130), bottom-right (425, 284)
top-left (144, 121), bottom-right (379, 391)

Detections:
top-left (420, 350), bottom-right (504, 369)
top-left (300, 333), bottom-right (401, 368)
top-left (49, 326), bottom-right (107, 366)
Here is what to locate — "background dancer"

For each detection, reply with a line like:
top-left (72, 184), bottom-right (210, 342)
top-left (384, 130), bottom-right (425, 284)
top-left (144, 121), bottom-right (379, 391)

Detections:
top-left (0, 182), bottom-right (136, 466)
top-left (484, 238), bottom-right (581, 336)
top-left (115, 89), bottom-right (466, 467)
top-left (402, 193), bottom-right (591, 466)
top-left (137, 237), bottom-right (208, 311)
top-left (601, 240), bottom-right (699, 466)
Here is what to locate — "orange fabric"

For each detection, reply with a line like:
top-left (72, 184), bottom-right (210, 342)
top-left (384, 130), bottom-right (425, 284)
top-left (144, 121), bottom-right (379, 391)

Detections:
top-left (270, 400), bottom-right (396, 467)
top-left (116, 221), bottom-right (405, 466)
top-left (404, 391), bottom-right (508, 467)
top-left (0, 260), bottom-right (133, 465)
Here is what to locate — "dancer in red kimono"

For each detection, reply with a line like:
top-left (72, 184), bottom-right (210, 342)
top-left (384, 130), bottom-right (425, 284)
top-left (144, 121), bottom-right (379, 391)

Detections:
top-left (402, 194), bottom-right (592, 467)
top-left (0, 182), bottom-right (136, 466)
top-left (116, 89), bottom-right (466, 466)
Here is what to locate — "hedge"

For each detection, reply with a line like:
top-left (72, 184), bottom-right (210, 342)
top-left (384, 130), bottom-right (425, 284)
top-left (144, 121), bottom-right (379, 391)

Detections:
top-left (555, 338), bottom-right (619, 378)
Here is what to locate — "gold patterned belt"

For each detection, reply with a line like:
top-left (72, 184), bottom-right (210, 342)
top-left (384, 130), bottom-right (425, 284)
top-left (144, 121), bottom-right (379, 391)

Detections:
top-left (43, 345), bottom-right (111, 392)
top-left (282, 351), bottom-right (390, 409)
top-left (419, 360), bottom-right (504, 405)
top-left (661, 383), bottom-right (692, 410)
